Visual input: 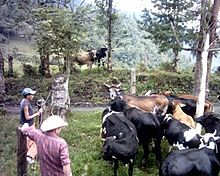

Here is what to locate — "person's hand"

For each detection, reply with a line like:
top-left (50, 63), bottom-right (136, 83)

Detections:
top-left (38, 108), bottom-right (43, 115)
top-left (20, 123), bottom-right (29, 131)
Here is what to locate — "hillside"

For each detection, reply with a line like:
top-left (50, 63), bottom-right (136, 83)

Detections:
top-left (4, 68), bottom-right (220, 107)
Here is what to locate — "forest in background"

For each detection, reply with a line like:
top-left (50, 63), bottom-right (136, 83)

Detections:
top-left (0, 0), bottom-right (198, 72)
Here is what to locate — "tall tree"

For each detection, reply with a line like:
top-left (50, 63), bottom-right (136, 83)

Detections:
top-left (33, 5), bottom-right (88, 76)
top-left (194, 0), bottom-right (220, 96)
top-left (0, 50), bottom-right (5, 103)
top-left (95, 0), bottom-right (117, 71)
top-left (141, 0), bottom-right (197, 71)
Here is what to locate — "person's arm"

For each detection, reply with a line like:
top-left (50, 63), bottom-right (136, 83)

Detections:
top-left (63, 164), bottom-right (72, 176)
top-left (24, 106), bottom-right (42, 120)
top-left (60, 141), bottom-right (72, 175)
top-left (20, 123), bottom-right (41, 141)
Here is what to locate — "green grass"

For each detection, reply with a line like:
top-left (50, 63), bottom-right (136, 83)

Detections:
top-left (0, 111), bottom-right (171, 176)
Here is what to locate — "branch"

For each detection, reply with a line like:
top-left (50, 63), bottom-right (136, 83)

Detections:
top-left (169, 20), bottom-right (202, 52)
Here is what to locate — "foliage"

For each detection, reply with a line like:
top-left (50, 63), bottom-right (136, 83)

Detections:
top-left (32, 4), bottom-right (92, 64)
top-left (5, 68), bottom-right (220, 105)
top-left (0, 115), bottom-right (17, 176)
top-left (140, 0), bottom-right (200, 67)
top-left (22, 63), bottom-right (38, 77)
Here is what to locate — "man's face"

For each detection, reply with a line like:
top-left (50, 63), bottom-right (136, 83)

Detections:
top-left (56, 128), bottom-right (62, 135)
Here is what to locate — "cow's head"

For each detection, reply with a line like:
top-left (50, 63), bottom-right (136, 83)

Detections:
top-left (96, 47), bottom-right (107, 59)
top-left (195, 112), bottom-right (216, 125)
top-left (104, 83), bottom-right (122, 100)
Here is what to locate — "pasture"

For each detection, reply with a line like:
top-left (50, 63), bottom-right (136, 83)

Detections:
top-left (0, 110), bottom-right (171, 176)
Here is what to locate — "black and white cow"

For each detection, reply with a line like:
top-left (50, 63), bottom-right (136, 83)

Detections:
top-left (160, 114), bottom-right (201, 150)
top-left (160, 132), bottom-right (220, 176)
top-left (109, 98), bottom-right (163, 166)
top-left (101, 107), bottom-right (139, 176)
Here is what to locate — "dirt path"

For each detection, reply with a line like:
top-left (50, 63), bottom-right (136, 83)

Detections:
top-left (5, 103), bottom-right (220, 115)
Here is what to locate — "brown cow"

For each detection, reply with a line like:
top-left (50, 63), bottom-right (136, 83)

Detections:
top-left (71, 50), bottom-right (96, 68)
top-left (104, 83), bottom-right (169, 115)
top-left (171, 100), bottom-right (196, 128)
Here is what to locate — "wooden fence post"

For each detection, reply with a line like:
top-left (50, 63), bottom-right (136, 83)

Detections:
top-left (17, 127), bottom-right (27, 176)
top-left (130, 68), bottom-right (136, 95)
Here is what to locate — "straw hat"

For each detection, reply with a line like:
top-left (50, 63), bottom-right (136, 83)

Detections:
top-left (41, 115), bottom-right (68, 132)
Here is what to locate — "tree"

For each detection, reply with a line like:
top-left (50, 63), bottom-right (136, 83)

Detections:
top-left (141, 0), bottom-right (197, 71)
top-left (33, 5), bottom-right (89, 76)
top-left (0, 50), bottom-right (5, 103)
top-left (194, 0), bottom-right (220, 96)
top-left (95, 0), bottom-right (117, 71)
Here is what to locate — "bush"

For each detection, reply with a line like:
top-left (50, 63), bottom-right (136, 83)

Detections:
top-left (22, 63), bottom-right (38, 77)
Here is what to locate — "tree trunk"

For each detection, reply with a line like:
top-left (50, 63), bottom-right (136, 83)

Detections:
top-left (107, 0), bottom-right (113, 72)
top-left (50, 74), bottom-right (70, 120)
top-left (0, 51), bottom-right (4, 75)
top-left (8, 54), bottom-right (13, 77)
top-left (130, 68), bottom-right (136, 94)
top-left (0, 50), bottom-right (5, 103)
top-left (195, 33), bottom-right (209, 134)
top-left (193, 0), bottom-right (207, 96)
top-left (206, 0), bottom-right (220, 98)
top-left (172, 49), bottom-right (179, 72)
top-left (39, 53), bottom-right (51, 78)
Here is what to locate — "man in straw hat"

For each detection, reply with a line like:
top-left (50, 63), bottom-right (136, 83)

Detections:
top-left (20, 115), bottom-right (72, 176)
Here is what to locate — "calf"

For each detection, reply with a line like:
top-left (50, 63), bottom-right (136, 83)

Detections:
top-left (165, 94), bottom-right (213, 118)
top-left (170, 100), bottom-right (196, 128)
top-left (101, 108), bottom-right (138, 176)
top-left (160, 134), bottom-right (220, 176)
top-left (109, 98), bottom-right (163, 166)
top-left (161, 114), bottom-right (201, 150)
top-left (104, 83), bottom-right (169, 115)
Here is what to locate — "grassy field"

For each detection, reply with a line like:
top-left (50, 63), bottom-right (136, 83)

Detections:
top-left (0, 110), bottom-right (172, 176)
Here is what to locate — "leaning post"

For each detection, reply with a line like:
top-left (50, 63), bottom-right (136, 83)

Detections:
top-left (130, 68), bottom-right (136, 95)
top-left (17, 127), bottom-right (27, 176)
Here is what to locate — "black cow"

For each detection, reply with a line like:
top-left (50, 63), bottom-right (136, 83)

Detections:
top-left (161, 114), bottom-right (201, 150)
top-left (101, 108), bottom-right (138, 176)
top-left (195, 112), bottom-right (220, 135)
top-left (109, 98), bottom-right (163, 166)
top-left (95, 47), bottom-right (107, 67)
top-left (195, 112), bottom-right (220, 158)
top-left (160, 135), bottom-right (220, 176)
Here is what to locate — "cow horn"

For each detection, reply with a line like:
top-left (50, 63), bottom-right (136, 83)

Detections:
top-left (101, 138), bottom-right (106, 141)
top-left (213, 129), bottom-right (217, 136)
top-left (103, 83), bottom-right (111, 88)
top-left (115, 83), bottom-right (121, 88)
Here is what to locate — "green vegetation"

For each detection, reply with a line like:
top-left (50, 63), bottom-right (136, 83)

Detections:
top-left (4, 68), bottom-right (220, 105)
top-left (0, 111), bottom-right (171, 176)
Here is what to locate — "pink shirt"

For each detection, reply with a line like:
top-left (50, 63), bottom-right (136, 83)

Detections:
top-left (22, 128), bottom-right (71, 176)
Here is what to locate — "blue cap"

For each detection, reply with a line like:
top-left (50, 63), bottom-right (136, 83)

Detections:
top-left (22, 88), bottom-right (36, 96)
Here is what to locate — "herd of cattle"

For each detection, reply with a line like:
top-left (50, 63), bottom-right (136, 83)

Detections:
top-left (100, 83), bottom-right (220, 176)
